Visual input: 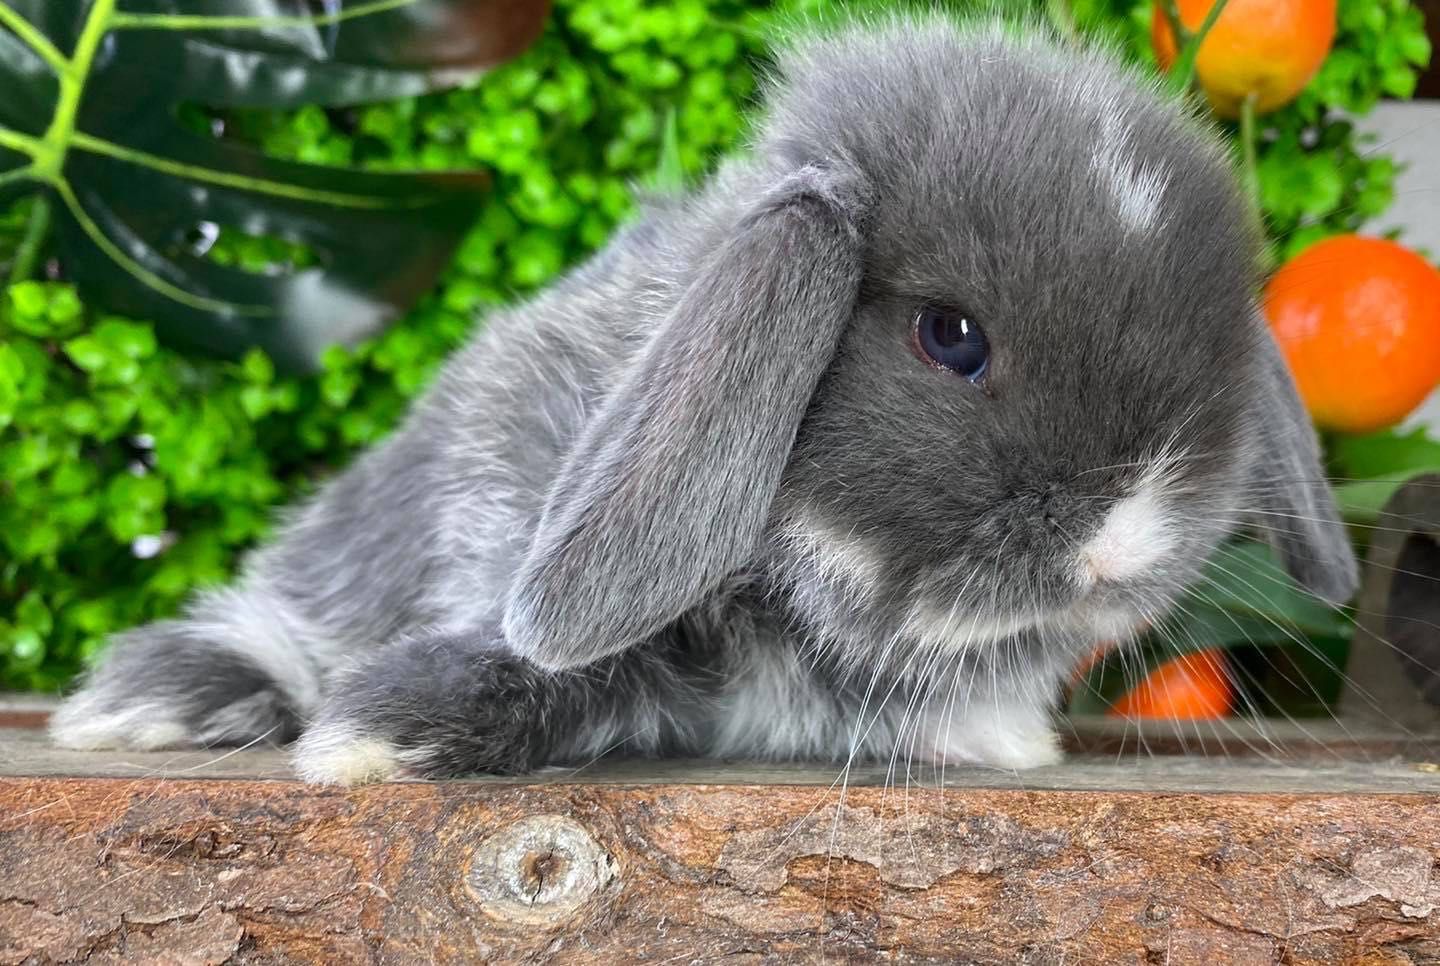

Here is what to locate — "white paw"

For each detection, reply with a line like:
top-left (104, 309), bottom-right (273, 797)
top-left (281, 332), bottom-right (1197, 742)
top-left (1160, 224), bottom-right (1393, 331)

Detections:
top-left (50, 692), bottom-right (191, 751)
top-left (918, 698), bottom-right (1064, 771)
top-left (955, 727), bottom-right (1064, 770)
top-left (291, 720), bottom-right (409, 786)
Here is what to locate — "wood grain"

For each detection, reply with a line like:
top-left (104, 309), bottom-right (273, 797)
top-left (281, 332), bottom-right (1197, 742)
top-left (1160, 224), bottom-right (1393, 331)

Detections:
top-left (3, 750), bottom-right (1440, 961)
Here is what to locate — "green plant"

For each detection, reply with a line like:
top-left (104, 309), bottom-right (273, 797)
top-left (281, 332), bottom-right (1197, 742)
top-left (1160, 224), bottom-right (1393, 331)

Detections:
top-left (0, 0), bottom-right (769, 690)
top-left (1, 0), bottom-right (1434, 705)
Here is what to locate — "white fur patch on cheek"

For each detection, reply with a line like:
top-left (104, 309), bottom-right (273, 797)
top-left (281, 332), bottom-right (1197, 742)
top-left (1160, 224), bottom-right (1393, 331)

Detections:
top-left (1085, 606), bottom-right (1148, 642)
top-left (780, 508), bottom-right (883, 600)
top-left (1079, 481), bottom-right (1175, 585)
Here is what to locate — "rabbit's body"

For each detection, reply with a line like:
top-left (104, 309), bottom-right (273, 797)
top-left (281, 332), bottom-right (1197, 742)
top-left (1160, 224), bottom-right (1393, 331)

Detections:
top-left (55, 176), bottom-right (1052, 780)
top-left (52, 17), bottom-right (1357, 782)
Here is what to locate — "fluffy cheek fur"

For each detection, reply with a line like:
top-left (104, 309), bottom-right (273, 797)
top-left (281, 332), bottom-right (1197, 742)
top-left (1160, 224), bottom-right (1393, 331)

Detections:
top-left (769, 460), bottom-right (1243, 688)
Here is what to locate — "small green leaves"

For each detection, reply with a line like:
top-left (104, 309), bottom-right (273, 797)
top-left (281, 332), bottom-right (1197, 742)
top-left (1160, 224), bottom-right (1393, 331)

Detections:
top-left (63, 319), bottom-right (156, 384)
top-left (104, 472), bottom-right (167, 543)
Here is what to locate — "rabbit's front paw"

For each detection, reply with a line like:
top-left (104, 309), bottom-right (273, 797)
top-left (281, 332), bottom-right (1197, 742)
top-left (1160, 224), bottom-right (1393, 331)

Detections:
top-left (290, 710), bottom-right (411, 786)
top-left (918, 697), bottom-right (1064, 771)
top-left (292, 638), bottom-right (552, 785)
top-left (51, 619), bottom-right (301, 751)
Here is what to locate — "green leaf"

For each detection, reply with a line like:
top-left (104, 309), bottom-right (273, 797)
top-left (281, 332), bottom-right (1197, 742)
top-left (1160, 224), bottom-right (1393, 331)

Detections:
top-left (0, 0), bottom-right (552, 371)
top-left (6, 278), bottom-right (47, 318)
top-left (1328, 427), bottom-right (1440, 522)
top-left (1330, 425), bottom-right (1440, 478)
top-left (1186, 540), bottom-right (1350, 638)
top-left (61, 398), bottom-right (100, 433)
top-left (15, 590), bottom-right (52, 636)
top-left (0, 340), bottom-right (23, 382)
top-left (240, 347), bottom-right (274, 384)
top-left (103, 471), bottom-right (167, 542)
top-left (61, 333), bottom-right (106, 372)
top-left (122, 0), bottom-right (553, 109)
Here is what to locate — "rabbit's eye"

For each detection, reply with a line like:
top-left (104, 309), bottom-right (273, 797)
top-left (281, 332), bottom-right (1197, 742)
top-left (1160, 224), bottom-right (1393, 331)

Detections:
top-left (913, 305), bottom-right (988, 381)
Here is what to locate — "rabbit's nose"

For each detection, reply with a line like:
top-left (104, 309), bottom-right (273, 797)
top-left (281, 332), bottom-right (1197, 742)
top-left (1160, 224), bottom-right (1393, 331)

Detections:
top-left (1041, 480), bottom-right (1064, 522)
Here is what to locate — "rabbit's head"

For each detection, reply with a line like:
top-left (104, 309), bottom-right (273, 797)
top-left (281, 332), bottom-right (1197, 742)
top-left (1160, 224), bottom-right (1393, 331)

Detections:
top-left (503, 16), bottom-right (1357, 679)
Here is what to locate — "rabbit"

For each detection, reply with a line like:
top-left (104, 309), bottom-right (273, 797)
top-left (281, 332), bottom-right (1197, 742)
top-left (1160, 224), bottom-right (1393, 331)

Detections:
top-left (49, 13), bottom-right (1358, 784)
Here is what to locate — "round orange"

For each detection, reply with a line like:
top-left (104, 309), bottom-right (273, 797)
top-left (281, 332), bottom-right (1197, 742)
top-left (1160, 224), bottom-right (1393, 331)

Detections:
top-left (1109, 649), bottom-right (1234, 720)
top-left (1264, 236), bottom-right (1440, 434)
top-left (1151, 0), bottom-right (1336, 118)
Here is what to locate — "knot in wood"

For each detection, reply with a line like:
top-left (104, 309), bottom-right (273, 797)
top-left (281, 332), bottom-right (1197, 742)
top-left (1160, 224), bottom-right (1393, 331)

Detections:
top-left (466, 814), bottom-right (615, 925)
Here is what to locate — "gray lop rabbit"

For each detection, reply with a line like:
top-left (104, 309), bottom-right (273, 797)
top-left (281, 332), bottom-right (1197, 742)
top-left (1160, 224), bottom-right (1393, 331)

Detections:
top-left (50, 14), bottom-right (1358, 783)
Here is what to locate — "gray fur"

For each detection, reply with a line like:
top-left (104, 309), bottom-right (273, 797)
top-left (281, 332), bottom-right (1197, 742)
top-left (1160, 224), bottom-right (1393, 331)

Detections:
top-left (50, 15), bottom-right (1357, 781)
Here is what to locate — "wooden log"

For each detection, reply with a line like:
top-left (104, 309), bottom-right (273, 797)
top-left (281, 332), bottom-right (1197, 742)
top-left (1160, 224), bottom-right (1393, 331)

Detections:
top-left (0, 695), bottom-right (53, 730)
top-left (4, 725), bottom-right (1440, 962)
top-left (1344, 473), bottom-right (1440, 728)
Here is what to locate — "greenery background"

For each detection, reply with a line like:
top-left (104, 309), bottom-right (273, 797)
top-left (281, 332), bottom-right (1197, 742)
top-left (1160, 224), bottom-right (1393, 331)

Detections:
top-left (0, 0), bottom-right (1433, 695)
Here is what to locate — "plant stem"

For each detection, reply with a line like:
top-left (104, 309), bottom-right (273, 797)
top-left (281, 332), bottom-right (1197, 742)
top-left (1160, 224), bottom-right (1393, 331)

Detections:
top-left (51, 178), bottom-right (267, 316)
top-left (110, 0), bottom-right (418, 32)
top-left (0, 3), bottom-right (68, 74)
top-left (0, 127), bottom-right (45, 158)
top-left (1162, 0), bottom-right (1191, 49)
top-left (1238, 91), bottom-right (1273, 272)
top-left (0, 166), bottom-right (35, 190)
top-left (33, 0), bottom-right (117, 183)
top-left (69, 132), bottom-right (411, 209)
top-left (1172, 0), bottom-right (1232, 93)
top-left (7, 195), bottom-right (51, 285)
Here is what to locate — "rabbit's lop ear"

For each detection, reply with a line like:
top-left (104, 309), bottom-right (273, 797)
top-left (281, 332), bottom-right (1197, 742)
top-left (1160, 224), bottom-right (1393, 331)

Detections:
top-left (504, 161), bottom-right (870, 670)
top-left (1245, 321), bottom-right (1359, 604)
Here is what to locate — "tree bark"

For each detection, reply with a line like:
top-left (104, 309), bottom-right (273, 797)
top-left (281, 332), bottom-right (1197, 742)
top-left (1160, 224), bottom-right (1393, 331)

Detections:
top-left (4, 769), bottom-right (1440, 963)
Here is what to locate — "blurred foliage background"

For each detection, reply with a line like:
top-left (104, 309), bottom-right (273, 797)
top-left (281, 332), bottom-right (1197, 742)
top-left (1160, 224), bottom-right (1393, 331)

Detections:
top-left (0, 0), bottom-right (1433, 695)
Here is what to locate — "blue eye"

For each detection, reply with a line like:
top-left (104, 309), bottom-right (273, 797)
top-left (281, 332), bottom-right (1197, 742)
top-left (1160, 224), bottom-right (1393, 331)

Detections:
top-left (913, 305), bottom-right (989, 381)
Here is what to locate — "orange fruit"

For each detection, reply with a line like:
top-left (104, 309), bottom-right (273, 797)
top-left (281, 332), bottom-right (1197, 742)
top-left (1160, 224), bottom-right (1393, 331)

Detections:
top-left (1109, 649), bottom-right (1234, 720)
top-left (1151, 0), bottom-right (1336, 118)
top-left (1264, 235), bottom-right (1440, 434)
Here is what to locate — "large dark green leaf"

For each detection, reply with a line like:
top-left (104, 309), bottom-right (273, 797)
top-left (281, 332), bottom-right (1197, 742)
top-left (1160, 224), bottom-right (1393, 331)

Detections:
top-left (118, 0), bottom-right (552, 107)
top-left (0, 0), bottom-right (550, 371)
